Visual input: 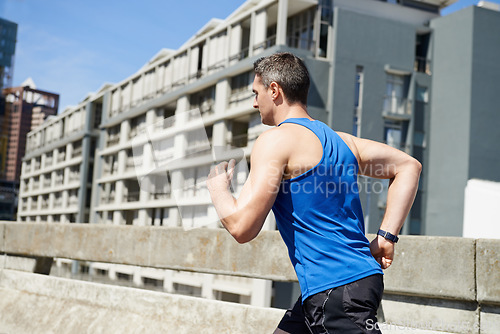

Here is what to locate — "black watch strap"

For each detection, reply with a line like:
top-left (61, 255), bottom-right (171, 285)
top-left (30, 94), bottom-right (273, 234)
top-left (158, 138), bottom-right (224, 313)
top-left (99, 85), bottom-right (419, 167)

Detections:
top-left (377, 229), bottom-right (399, 243)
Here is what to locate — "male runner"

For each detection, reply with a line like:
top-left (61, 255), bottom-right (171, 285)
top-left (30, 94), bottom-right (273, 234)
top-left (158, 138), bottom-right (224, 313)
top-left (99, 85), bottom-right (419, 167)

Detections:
top-left (207, 52), bottom-right (421, 333)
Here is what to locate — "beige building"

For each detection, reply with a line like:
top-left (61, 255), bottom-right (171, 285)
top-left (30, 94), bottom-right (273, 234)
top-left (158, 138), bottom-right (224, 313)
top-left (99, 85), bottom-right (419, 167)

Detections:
top-left (18, 0), bottom-right (332, 307)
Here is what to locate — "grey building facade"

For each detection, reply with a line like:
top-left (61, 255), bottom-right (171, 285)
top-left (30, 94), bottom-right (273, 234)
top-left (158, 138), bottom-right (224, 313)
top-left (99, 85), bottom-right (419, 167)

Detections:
top-left (426, 6), bottom-right (500, 236)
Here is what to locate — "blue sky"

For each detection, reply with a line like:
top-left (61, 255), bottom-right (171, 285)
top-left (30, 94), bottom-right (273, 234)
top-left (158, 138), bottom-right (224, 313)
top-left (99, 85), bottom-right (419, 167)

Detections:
top-left (0, 0), bottom-right (498, 112)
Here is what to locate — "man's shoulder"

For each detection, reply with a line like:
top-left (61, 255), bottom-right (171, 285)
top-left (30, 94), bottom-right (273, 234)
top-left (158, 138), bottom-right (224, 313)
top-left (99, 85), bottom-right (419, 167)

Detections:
top-left (256, 126), bottom-right (296, 142)
top-left (252, 127), bottom-right (295, 157)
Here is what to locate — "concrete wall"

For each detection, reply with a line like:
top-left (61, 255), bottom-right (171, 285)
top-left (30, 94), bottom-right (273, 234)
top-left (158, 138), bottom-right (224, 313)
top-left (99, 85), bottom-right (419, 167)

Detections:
top-left (1, 221), bottom-right (500, 333)
top-left (331, 8), bottom-right (418, 233)
top-left (468, 7), bottom-right (500, 182)
top-left (0, 269), bottom-right (283, 334)
top-left (426, 6), bottom-right (500, 236)
top-left (427, 8), bottom-right (474, 236)
top-left (331, 7), bottom-right (416, 137)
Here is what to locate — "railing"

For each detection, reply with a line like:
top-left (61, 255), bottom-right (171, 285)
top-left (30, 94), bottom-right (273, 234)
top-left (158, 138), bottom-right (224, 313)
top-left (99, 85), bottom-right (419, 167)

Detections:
top-left (125, 191), bottom-right (140, 202)
top-left (2, 223), bottom-right (499, 333)
top-left (229, 133), bottom-right (248, 148)
top-left (253, 35), bottom-right (276, 52)
top-left (382, 96), bottom-right (412, 119)
top-left (107, 135), bottom-right (120, 147)
top-left (286, 36), bottom-right (315, 52)
top-left (72, 147), bottom-right (82, 158)
top-left (101, 195), bottom-right (115, 204)
top-left (414, 56), bottom-right (431, 75)
top-left (56, 153), bottom-right (66, 163)
top-left (229, 47), bottom-right (249, 63)
top-left (53, 198), bottom-right (63, 208)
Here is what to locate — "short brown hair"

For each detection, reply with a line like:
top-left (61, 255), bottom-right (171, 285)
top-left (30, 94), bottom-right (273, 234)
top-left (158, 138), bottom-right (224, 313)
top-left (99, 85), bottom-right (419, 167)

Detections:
top-left (253, 52), bottom-right (310, 105)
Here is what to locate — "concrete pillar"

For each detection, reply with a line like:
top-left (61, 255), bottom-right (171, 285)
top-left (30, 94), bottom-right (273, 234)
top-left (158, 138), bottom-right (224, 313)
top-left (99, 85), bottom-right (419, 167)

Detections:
top-left (77, 102), bottom-right (94, 224)
top-left (276, 0), bottom-right (289, 46)
top-left (120, 119), bottom-right (131, 145)
top-left (113, 210), bottom-right (123, 225)
top-left (62, 190), bottom-right (69, 210)
top-left (49, 193), bottom-right (55, 211)
top-left (251, 279), bottom-right (272, 307)
top-left (67, 142), bottom-right (73, 161)
top-left (201, 273), bottom-right (215, 300)
top-left (215, 78), bottom-right (229, 115)
top-left (164, 270), bottom-right (174, 293)
top-left (133, 267), bottom-right (143, 287)
top-left (89, 91), bottom-right (111, 225)
top-left (41, 153), bottom-right (47, 169)
top-left (249, 12), bottom-right (256, 57)
top-left (253, 8), bottom-right (268, 55)
top-left (229, 23), bottom-right (242, 63)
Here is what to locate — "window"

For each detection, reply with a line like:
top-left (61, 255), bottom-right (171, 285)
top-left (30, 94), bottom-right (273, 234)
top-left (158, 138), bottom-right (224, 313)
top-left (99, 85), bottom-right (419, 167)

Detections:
top-left (189, 86), bottom-right (215, 115)
top-left (287, 7), bottom-right (316, 52)
top-left (231, 71), bottom-right (252, 95)
top-left (415, 33), bottom-right (431, 74)
top-left (383, 74), bottom-right (407, 115)
top-left (384, 119), bottom-right (408, 150)
top-left (353, 66), bottom-right (364, 137)
top-left (318, 0), bottom-right (332, 57)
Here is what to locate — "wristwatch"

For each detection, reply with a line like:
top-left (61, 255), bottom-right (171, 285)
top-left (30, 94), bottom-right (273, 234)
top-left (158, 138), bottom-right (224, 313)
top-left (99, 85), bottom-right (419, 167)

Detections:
top-left (377, 229), bottom-right (399, 243)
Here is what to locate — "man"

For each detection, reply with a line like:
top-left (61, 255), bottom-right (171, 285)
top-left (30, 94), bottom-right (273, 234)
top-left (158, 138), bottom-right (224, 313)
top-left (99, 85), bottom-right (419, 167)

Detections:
top-left (207, 52), bottom-right (421, 333)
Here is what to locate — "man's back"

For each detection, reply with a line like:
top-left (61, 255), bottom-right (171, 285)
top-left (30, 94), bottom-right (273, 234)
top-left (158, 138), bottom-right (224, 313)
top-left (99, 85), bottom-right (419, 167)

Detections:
top-left (270, 118), bottom-right (383, 302)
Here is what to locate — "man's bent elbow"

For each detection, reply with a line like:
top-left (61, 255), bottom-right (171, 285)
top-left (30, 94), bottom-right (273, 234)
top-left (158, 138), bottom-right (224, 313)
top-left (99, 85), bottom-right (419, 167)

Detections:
top-left (226, 219), bottom-right (261, 244)
top-left (231, 228), bottom-right (258, 244)
top-left (412, 157), bottom-right (422, 175)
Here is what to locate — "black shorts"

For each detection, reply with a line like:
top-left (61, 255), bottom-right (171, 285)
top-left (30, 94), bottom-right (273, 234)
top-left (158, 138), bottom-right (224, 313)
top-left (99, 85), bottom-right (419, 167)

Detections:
top-left (274, 274), bottom-right (384, 334)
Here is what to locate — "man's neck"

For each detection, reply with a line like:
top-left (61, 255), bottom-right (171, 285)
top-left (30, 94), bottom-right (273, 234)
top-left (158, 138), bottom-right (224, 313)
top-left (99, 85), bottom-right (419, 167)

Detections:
top-left (273, 104), bottom-right (312, 126)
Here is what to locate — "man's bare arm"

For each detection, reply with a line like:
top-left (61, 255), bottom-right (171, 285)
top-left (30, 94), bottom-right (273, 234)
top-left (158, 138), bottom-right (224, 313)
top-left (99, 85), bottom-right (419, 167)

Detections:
top-left (207, 129), bottom-right (288, 243)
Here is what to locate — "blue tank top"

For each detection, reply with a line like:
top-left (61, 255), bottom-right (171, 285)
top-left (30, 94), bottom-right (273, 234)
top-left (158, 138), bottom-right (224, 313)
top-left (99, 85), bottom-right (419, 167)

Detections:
top-left (272, 118), bottom-right (383, 302)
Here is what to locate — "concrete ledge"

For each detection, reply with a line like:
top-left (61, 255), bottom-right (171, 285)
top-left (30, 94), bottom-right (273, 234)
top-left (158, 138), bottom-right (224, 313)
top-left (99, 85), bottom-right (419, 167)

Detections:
top-left (0, 269), bottom-right (457, 334)
top-left (381, 293), bottom-right (479, 334)
top-left (2, 222), bottom-right (499, 333)
top-left (476, 239), bottom-right (500, 305)
top-left (382, 235), bottom-right (476, 301)
top-left (0, 222), bottom-right (296, 281)
top-left (0, 269), bottom-right (284, 334)
top-left (0, 222), bottom-right (491, 302)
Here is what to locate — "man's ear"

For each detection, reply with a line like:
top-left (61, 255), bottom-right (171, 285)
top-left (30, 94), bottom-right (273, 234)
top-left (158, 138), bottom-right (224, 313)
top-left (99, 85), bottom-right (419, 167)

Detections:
top-left (269, 81), bottom-right (280, 101)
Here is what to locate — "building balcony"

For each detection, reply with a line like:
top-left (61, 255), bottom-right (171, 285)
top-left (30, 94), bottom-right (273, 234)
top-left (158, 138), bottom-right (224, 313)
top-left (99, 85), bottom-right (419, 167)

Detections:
top-left (253, 35), bottom-right (277, 53)
top-left (72, 147), bottom-right (83, 159)
top-left (56, 154), bottom-right (66, 163)
top-left (101, 195), bottom-right (115, 205)
top-left (414, 57), bottom-right (431, 75)
top-left (107, 135), bottom-right (120, 147)
top-left (124, 191), bottom-right (140, 203)
top-left (229, 47), bottom-right (249, 63)
top-left (154, 116), bottom-right (176, 131)
top-left (229, 133), bottom-right (249, 148)
top-left (0, 221), bottom-right (498, 333)
top-left (382, 97), bottom-right (412, 121)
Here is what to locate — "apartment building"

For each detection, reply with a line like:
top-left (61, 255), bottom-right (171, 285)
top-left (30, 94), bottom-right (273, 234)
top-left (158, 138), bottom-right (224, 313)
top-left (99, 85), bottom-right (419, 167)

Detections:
top-left (1, 80), bottom-right (59, 221)
top-left (17, 86), bottom-right (99, 224)
top-left (17, 0), bottom-right (500, 308)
